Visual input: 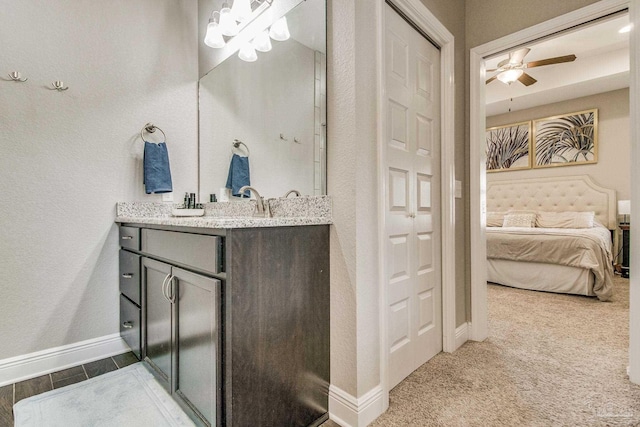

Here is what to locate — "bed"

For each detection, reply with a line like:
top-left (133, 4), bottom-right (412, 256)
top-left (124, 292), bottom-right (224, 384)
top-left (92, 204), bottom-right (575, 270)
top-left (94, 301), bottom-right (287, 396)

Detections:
top-left (486, 175), bottom-right (616, 301)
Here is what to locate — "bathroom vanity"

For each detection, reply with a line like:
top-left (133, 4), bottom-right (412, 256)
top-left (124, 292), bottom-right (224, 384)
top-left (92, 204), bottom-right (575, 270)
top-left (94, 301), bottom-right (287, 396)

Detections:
top-left (116, 199), bottom-right (330, 427)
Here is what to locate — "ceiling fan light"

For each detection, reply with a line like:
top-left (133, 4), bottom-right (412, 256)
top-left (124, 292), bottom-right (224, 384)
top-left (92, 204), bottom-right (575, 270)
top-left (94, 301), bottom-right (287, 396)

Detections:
top-left (497, 69), bottom-right (524, 84)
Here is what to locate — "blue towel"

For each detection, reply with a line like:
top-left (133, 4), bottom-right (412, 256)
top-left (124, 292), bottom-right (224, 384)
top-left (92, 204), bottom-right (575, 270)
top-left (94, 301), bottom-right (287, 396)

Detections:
top-left (226, 154), bottom-right (250, 198)
top-left (143, 141), bottom-right (173, 194)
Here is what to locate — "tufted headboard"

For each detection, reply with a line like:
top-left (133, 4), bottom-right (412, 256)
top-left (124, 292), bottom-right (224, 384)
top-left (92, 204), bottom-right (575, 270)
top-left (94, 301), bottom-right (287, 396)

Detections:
top-left (487, 175), bottom-right (617, 230)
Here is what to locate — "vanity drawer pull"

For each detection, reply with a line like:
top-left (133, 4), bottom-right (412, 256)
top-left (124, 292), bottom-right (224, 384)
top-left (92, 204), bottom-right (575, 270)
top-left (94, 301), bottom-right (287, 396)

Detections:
top-left (122, 321), bottom-right (134, 329)
top-left (119, 250), bottom-right (141, 305)
top-left (119, 226), bottom-right (140, 250)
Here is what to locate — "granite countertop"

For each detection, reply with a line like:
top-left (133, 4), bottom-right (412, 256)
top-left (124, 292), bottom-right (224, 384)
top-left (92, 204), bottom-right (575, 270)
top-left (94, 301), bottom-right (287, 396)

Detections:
top-left (115, 196), bottom-right (332, 229)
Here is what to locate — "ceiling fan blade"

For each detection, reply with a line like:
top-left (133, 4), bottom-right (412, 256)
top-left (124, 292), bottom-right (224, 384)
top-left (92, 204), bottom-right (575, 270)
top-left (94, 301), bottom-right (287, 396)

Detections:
top-left (518, 72), bottom-right (537, 86)
top-left (526, 54), bottom-right (577, 68)
top-left (486, 75), bottom-right (497, 85)
top-left (509, 48), bottom-right (531, 64)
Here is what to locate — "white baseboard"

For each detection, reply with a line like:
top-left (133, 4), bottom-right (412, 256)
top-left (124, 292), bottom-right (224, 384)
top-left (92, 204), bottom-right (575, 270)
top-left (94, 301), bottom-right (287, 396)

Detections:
top-left (329, 384), bottom-right (385, 427)
top-left (0, 333), bottom-right (130, 387)
top-left (455, 322), bottom-right (469, 350)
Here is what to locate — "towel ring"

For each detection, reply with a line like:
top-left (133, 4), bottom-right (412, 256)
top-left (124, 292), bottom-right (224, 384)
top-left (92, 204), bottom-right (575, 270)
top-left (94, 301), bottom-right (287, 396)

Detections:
top-left (141, 123), bottom-right (166, 143)
top-left (232, 139), bottom-right (250, 157)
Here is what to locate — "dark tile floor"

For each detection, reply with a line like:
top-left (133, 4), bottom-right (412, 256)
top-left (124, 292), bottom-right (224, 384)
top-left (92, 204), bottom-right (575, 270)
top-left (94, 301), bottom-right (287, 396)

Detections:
top-left (0, 351), bottom-right (138, 425)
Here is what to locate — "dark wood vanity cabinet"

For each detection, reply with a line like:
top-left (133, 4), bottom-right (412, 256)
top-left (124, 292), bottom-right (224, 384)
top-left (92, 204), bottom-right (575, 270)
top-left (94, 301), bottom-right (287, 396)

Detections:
top-left (118, 224), bottom-right (330, 427)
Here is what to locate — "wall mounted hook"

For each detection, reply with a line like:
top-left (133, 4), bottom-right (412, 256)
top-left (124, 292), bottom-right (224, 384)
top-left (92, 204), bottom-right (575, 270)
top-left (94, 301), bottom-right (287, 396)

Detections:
top-left (279, 133), bottom-right (288, 141)
top-left (49, 81), bottom-right (69, 91)
top-left (7, 71), bottom-right (28, 82)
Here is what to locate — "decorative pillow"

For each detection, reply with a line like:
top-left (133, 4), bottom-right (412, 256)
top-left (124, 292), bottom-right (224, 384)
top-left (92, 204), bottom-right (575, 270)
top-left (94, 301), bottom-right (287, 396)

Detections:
top-left (503, 213), bottom-right (536, 228)
top-left (486, 212), bottom-right (505, 227)
top-left (536, 211), bottom-right (595, 228)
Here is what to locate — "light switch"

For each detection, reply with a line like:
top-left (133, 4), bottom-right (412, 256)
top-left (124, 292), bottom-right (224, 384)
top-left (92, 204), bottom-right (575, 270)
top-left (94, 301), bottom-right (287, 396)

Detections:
top-left (162, 192), bottom-right (174, 202)
top-left (455, 180), bottom-right (462, 199)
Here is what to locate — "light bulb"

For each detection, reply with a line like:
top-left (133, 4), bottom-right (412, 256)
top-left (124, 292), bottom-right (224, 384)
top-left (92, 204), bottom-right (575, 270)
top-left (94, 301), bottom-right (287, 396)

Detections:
top-left (238, 41), bottom-right (258, 62)
top-left (231, 0), bottom-right (252, 22)
top-left (497, 69), bottom-right (523, 84)
top-left (269, 16), bottom-right (290, 41)
top-left (219, 3), bottom-right (239, 37)
top-left (204, 20), bottom-right (225, 48)
top-left (619, 24), bottom-right (633, 34)
top-left (253, 30), bottom-right (272, 52)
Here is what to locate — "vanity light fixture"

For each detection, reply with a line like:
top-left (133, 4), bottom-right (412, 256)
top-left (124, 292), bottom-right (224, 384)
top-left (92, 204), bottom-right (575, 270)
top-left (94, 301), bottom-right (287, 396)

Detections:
top-left (238, 41), bottom-right (258, 62)
top-left (204, 12), bottom-right (226, 48)
top-left (253, 29), bottom-right (272, 52)
top-left (269, 16), bottom-right (290, 41)
top-left (219, 2), bottom-right (239, 37)
top-left (231, 0), bottom-right (253, 22)
top-left (204, 0), bottom-right (274, 50)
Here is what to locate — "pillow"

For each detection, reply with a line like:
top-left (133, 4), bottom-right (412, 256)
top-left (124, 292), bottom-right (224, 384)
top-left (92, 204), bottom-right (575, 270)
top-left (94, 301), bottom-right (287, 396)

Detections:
top-left (536, 211), bottom-right (595, 228)
top-left (486, 212), bottom-right (505, 227)
top-left (503, 213), bottom-right (536, 228)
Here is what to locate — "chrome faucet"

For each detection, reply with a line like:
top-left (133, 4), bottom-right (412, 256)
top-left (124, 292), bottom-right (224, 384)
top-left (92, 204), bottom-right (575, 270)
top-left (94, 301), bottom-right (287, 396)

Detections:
top-left (238, 186), bottom-right (267, 217)
top-left (283, 190), bottom-right (301, 198)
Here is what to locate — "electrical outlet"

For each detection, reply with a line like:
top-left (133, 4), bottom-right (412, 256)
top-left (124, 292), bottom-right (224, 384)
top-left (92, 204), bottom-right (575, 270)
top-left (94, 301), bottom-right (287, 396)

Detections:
top-left (162, 192), bottom-right (174, 202)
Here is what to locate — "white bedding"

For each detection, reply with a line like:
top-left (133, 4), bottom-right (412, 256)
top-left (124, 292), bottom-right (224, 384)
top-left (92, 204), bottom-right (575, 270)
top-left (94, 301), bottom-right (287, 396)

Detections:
top-left (486, 225), bottom-right (614, 300)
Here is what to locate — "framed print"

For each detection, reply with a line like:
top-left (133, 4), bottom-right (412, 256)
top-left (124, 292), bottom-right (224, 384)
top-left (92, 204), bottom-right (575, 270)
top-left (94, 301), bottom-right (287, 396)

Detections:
top-left (533, 109), bottom-right (598, 168)
top-left (486, 121), bottom-right (532, 172)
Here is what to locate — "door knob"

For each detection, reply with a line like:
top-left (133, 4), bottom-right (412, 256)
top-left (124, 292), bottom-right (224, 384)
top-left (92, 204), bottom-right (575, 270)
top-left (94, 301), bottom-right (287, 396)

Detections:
top-left (122, 321), bottom-right (133, 329)
top-left (121, 273), bottom-right (133, 279)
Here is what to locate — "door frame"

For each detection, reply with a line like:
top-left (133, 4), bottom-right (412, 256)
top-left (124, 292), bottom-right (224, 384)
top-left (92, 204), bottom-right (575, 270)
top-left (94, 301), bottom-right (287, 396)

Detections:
top-left (377, 0), bottom-right (457, 407)
top-left (468, 0), bottom-right (636, 369)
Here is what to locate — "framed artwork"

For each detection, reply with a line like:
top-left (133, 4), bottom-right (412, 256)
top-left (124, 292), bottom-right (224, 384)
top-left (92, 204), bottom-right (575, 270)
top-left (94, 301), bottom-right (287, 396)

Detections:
top-left (486, 121), bottom-right (532, 172)
top-left (533, 109), bottom-right (598, 168)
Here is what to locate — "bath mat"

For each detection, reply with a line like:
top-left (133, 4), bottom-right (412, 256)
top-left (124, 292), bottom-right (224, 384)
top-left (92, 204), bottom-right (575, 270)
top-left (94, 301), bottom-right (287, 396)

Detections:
top-left (13, 363), bottom-right (195, 426)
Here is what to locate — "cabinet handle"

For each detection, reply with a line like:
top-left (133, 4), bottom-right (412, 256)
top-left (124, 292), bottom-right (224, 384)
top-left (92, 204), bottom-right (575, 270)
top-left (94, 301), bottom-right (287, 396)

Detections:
top-left (122, 321), bottom-right (133, 329)
top-left (121, 273), bottom-right (133, 279)
top-left (167, 275), bottom-right (176, 304)
top-left (121, 236), bottom-right (134, 240)
top-left (161, 273), bottom-right (171, 302)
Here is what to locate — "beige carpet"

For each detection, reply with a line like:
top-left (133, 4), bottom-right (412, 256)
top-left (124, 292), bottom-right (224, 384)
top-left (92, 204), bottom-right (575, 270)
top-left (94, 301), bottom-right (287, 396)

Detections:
top-left (365, 275), bottom-right (640, 427)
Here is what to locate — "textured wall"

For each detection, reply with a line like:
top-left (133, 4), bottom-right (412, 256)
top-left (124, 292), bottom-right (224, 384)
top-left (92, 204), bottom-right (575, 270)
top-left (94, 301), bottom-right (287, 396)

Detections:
top-left (465, 0), bottom-right (600, 48)
top-left (0, 1), bottom-right (198, 360)
top-left (328, 0), bottom-right (360, 396)
top-left (487, 89), bottom-right (630, 200)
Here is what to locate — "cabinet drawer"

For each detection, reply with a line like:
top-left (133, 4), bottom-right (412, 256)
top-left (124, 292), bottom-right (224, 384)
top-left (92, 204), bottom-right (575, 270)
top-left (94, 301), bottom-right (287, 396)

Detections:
top-left (119, 226), bottom-right (140, 250)
top-left (119, 250), bottom-right (141, 305)
top-left (142, 229), bottom-right (222, 274)
top-left (120, 295), bottom-right (142, 360)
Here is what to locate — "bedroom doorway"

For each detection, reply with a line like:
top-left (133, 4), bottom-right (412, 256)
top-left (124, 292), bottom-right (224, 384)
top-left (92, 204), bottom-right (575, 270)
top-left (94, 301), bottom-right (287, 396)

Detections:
top-left (469, 0), bottom-right (639, 382)
top-left (382, 2), bottom-right (443, 390)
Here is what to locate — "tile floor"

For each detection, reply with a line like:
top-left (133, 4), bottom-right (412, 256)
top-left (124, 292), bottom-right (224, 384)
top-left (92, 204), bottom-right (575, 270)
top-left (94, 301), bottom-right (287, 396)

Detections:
top-left (1, 352), bottom-right (338, 426)
top-left (0, 352), bottom-right (138, 425)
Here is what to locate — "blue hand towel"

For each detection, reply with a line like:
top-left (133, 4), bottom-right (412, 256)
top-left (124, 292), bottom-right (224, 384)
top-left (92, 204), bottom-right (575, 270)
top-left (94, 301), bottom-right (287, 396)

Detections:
top-left (143, 141), bottom-right (173, 194)
top-left (226, 154), bottom-right (250, 198)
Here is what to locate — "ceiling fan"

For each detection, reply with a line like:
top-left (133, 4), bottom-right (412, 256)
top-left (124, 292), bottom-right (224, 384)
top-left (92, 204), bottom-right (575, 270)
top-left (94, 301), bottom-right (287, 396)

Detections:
top-left (486, 48), bottom-right (577, 86)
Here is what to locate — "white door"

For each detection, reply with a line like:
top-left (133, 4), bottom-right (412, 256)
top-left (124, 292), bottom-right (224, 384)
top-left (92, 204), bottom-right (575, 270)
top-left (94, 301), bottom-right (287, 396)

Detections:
top-left (384, 3), bottom-right (442, 390)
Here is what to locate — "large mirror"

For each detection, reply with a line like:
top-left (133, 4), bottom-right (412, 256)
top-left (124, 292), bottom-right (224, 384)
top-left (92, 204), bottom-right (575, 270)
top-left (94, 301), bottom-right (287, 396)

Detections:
top-left (198, 0), bottom-right (326, 200)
